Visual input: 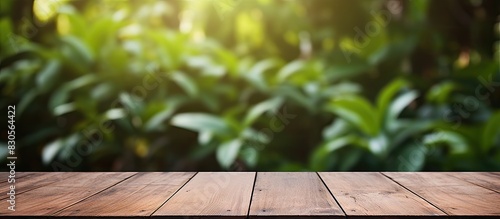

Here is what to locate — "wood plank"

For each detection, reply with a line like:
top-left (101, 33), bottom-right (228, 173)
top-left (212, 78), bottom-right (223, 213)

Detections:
top-left (446, 172), bottom-right (500, 193)
top-left (249, 172), bottom-right (344, 218)
top-left (56, 172), bottom-right (194, 217)
top-left (0, 172), bottom-right (76, 199)
top-left (0, 172), bottom-right (38, 187)
top-left (154, 172), bottom-right (255, 218)
top-left (384, 172), bottom-right (500, 216)
top-left (0, 172), bottom-right (135, 217)
top-left (319, 172), bottom-right (445, 218)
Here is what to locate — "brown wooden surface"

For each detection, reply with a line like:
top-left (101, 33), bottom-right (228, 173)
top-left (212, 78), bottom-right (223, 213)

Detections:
top-left (319, 172), bottom-right (446, 217)
top-left (1, 172), bottom-right (499, 218)
top-left (0, 172), bottom-right (135, 216)
top-left (445, 172), bottom-right (500, 193)
top-left (0, 172), bottom-right (75, 200)
top-left (57, 172), bottom-right (194, 217)
top-left (154, 172), bottom-right (255, 218)
top-left (249, 172), bottom-right (344, 218)
top-left (384, 172), bottom-right (500, 216)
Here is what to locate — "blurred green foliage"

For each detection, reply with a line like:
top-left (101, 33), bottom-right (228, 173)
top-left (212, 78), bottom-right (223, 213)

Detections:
top-left (0, 0), bottom-right (499, 171)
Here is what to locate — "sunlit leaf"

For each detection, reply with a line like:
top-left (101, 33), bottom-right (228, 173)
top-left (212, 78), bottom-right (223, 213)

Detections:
top-left (426, 81), bottom-right (459, 104)
top-left (277, 60), bottom-right (305, 82)
top-left (424, 131), bottom-right (469, 154)
top-left (216, 138), bottom-right (242, 169)
top-left (245, 59), bottom-right (281, 91)
top-left (240, 146), bottom-right (258, 167)
top-left (377, 78), bottom-right (409, 123)
top-left (144, 105), bottom-right (176, 132)
top-left (386, 90), bottom-right (419, 125)
top-left (53, 102), bottom-right (76, 116)
top-left (243, 97), bottom-right (283, 126)
top-left (171, 113), bottom-right (231, 135)
top-left (322, 118), bottom-right (350, 140)
top-left (60, 35), bottom-right (93, 65)
top-left (50, 74), bottom-right (98, 110)
top-left (36, 59), bottom-right (61, 92)
top-left (198, 131), bottom-right (214, 145)
top-left (105, 108), bottom-right (127, 120)
top-left (42, 139), bottom-right (63, 164)
top-left (171, 71), bottom-right (198, 97)
top-left (328, 95), bottom-right (379, 136)
top-left (119, 92), bottom-right (142, 116)
top-left (368, 133), bottom-right (389, 156)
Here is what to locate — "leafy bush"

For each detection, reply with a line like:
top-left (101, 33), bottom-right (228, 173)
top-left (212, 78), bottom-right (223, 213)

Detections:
top-left (1, 0), bottom-right (499, 171)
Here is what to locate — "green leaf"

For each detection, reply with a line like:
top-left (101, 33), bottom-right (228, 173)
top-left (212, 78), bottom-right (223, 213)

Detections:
top-left (276, 86), bottom-right (313, 112)
top-left (104, 108), bottom-right (127, 120)
top-left (326, 61), bottom-right (371, 81)
top-left (66, 74), bottom-right (98, 90)
top-left (322, 119), bottom-right (350, 140)
top-left (53, 102), bottom-right (76, 116)
top-left (245, 59), bottom-right (281, 91)
top-left (324, 135), bottom-right (358, 152)
top-left (368, 133), bottom-right (389, 156)
top-left (144, 105), bottom-right (176, 132)
top-left (49, 74), bottom-right (98, 110)
top-left (328, 95), bottom-right (379, 136)
top-left (424, 131), bottom-right (469, 154)
top-left (85, 17), bottom-right (123, 55)
top-left (119, 92), bottom-right (142, 116)
top-left (171, 71), bottom-right (198, 97)
top-left (426, 81), bottom-right (459, 104)
top-left (61, 36), bottom-right (93, 65)
top-left (36, 59), bottom-right (60, 92)
top-left (386, 90), bottom-right (419, 126)
top-left (18, 88), bottom-right (38, 117)
top-left (198, 131), bottom-right (214, 145)
top-left (49, 87), bottom-right (70, 111)
top-left (243, 97), bottom-right (283, 126)
top-left (42, 139), bottom-right (63, 164)
top-left (240, 146), bottom-right (258, 167)
top-left (216, 139), bottom-right (242, 169)
top-left (171, 113), bottom-right (231, 135)
top-left (482, 111), bottom-right (500, 151)
top-left (377, 78), bottom-right (409, 122)
top-left (277, 60), bottom-right (305, 82)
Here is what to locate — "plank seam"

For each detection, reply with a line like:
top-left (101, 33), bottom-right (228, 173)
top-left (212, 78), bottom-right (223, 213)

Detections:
top-left (51, 172), bottom-right (139, 216)
top-left (245, 172), bottom-right (258, 219)
top-left (379, 172), bottom-right (450, 216)
top-left (149, 172), bottom-right (199, 217)
top-left (0, 175), bottom-right (63, 201)
top-left (315, 172), bottom-right (347, 219)
top-left (447, 174), bottom-right (500, 194)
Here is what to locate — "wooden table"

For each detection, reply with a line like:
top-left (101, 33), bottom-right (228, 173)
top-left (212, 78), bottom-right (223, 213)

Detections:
top-left (1, 172), bottom-right (499, 218)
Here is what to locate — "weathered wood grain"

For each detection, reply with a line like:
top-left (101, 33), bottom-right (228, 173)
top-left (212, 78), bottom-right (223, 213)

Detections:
top-left (446, 172), bottom-right (500, 193)
top-left (384, 172), bottom-right (500, 216)
top-left (154, 172), bottom-right (255, 218)
top-left (249, 172), bottom-right (344, 218)
top-left (319, 172), bottom-right (445, 218)
top-left (0, 172), bottom-right (76, 199)
top-left (56, 172), bottom-right (194, 217)
top-left (0, 172), bottom-right (39, 187)
top-left (0, 172), bottom-right (135, 216)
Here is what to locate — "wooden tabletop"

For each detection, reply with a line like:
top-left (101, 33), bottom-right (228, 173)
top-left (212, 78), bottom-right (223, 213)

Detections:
top-left (1, 172), bottom-right (499, 218)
